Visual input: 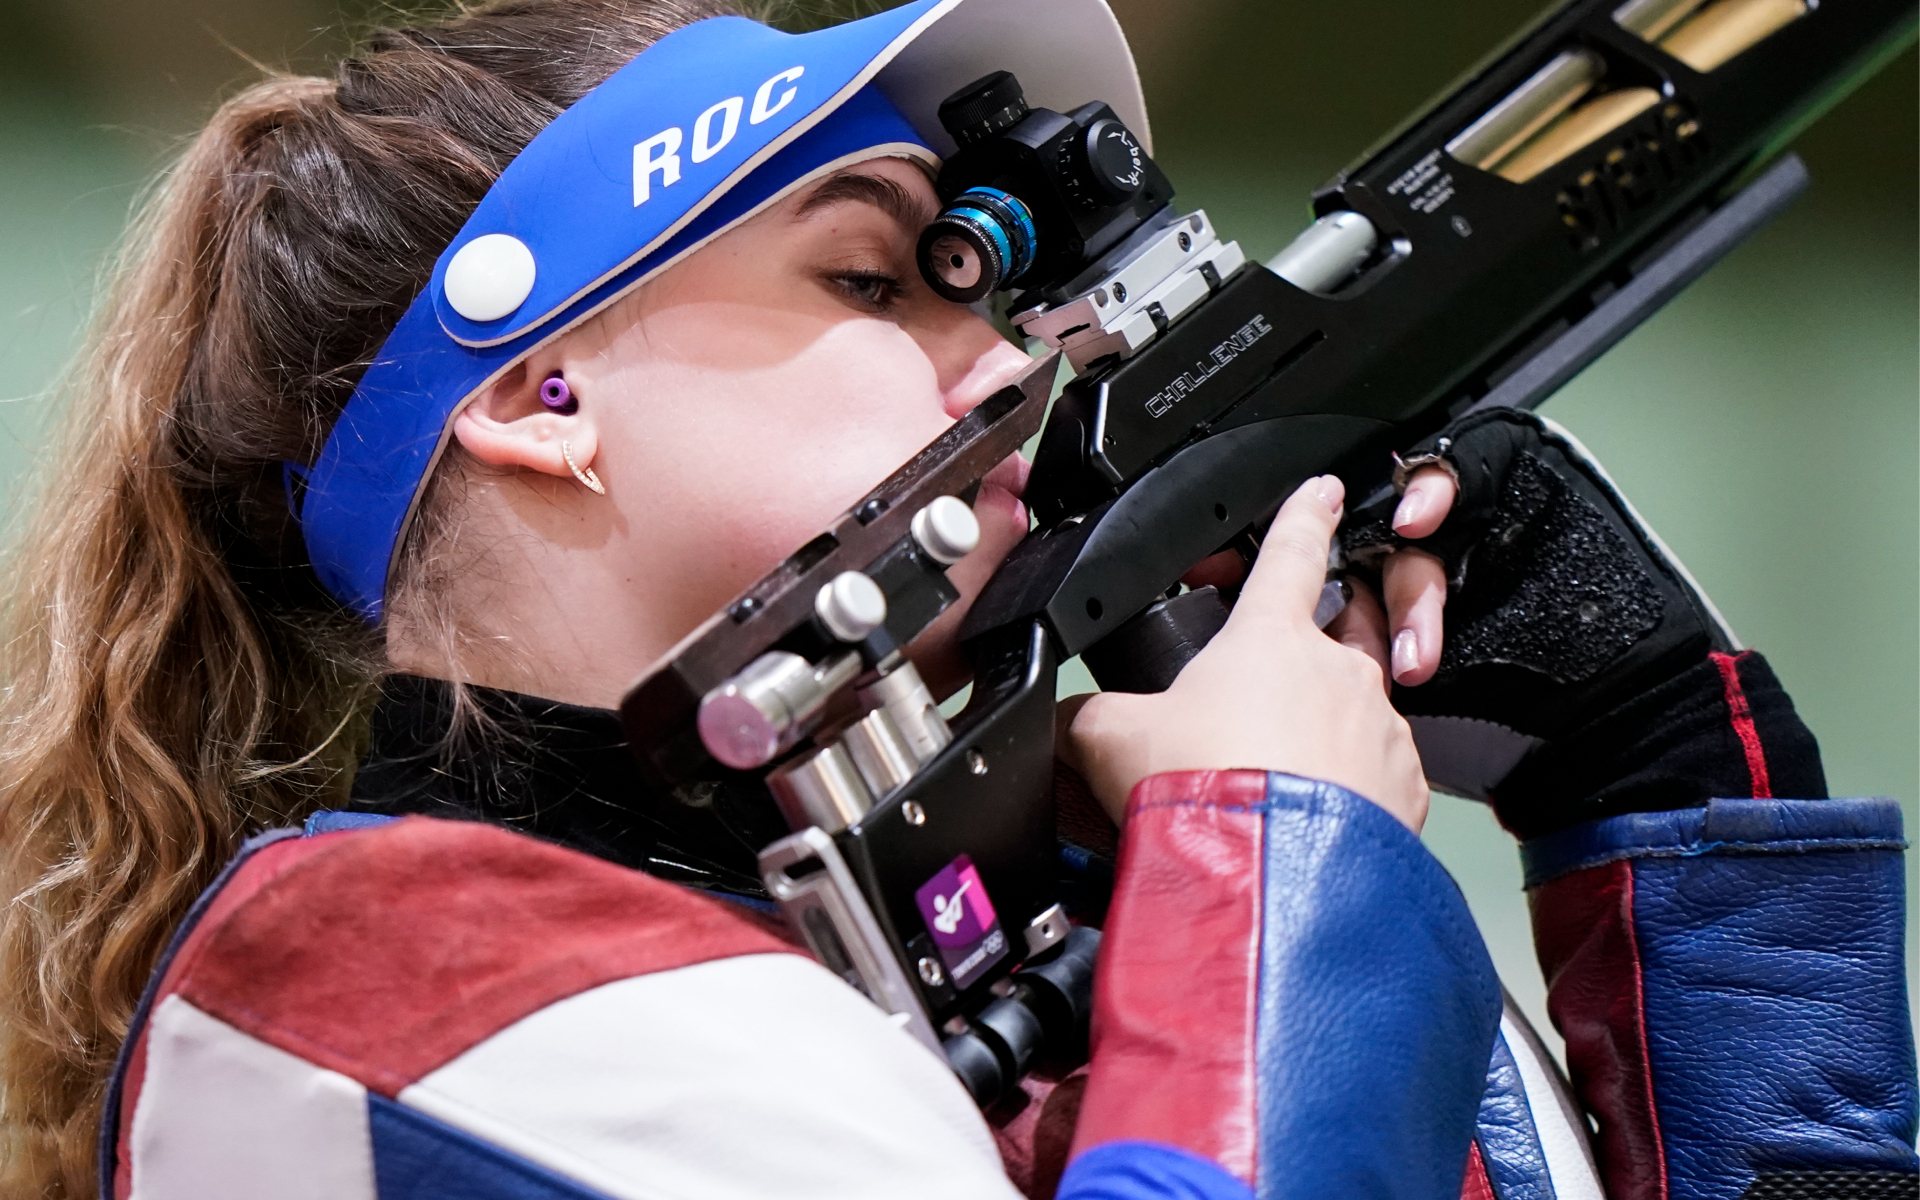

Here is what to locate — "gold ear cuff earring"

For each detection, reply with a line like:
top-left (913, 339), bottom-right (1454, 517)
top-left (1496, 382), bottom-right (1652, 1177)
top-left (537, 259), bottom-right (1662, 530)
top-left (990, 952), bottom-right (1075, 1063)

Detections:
top-left (561, 441), bottom-right (606, 495)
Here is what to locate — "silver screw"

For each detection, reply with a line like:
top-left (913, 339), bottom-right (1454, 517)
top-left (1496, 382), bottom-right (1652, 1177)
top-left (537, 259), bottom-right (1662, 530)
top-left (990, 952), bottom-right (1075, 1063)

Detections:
top-left (918, 956), bottom-right (946, 986)
top-left (1112, 282), bottom-right (1128, 303)
top-left (902, 800), bottom-right (927, 826)
top-left (1178, 231), bottom-right (1192, 252)
top-left (967, 750), bottom-right (988, 776)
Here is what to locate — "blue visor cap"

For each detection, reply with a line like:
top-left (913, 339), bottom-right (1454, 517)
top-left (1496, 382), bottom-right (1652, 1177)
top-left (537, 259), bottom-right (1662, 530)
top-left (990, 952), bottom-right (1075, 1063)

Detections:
top-left (295, 0), bottom-right (1147, 622)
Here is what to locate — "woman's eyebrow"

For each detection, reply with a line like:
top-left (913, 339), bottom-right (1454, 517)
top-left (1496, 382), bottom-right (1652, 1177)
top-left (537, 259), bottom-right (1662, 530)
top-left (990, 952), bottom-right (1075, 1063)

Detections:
top-left (795, 172), bottom-right (937, 230)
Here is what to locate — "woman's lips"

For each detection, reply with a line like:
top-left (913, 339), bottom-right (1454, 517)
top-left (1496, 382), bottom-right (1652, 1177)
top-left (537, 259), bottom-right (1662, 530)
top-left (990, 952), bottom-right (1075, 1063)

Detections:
top-left (975, 453), bottom-right (1030, 537)
top-left (980, 451), bottom-right (1030, 502)
top-left (968, 451), bottom-right (1030, 559)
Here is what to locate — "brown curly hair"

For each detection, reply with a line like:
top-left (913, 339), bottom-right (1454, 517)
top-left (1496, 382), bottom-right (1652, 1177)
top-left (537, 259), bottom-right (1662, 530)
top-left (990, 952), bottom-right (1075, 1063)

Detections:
top-left (0, 2), bottom-right (770, 1192)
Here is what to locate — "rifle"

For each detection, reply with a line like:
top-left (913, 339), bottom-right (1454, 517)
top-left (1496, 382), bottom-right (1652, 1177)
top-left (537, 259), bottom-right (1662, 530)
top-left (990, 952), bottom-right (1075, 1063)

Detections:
top-left (620, 0), bottom-right (1918, 1103)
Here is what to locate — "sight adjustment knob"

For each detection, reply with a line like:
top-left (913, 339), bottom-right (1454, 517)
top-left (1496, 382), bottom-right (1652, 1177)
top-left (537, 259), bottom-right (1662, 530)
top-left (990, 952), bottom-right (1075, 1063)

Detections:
top-left (938, 71), bottom-right (1031, 148)
top-left (1081, 119), bottom-right (1147, 205)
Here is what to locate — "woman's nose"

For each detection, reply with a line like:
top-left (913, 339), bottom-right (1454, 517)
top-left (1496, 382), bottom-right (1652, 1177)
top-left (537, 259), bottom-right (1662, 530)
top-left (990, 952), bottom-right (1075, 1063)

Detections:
top-left (933, 312), bottom-right (1037, 420)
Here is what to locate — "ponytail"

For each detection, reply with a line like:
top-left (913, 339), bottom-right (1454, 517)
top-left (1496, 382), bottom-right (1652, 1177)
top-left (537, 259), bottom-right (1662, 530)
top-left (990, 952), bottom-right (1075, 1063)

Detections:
top-left (0, 76), bottom-right (372, 1194)
top-left (0, 3), bottom-right (760, 1192)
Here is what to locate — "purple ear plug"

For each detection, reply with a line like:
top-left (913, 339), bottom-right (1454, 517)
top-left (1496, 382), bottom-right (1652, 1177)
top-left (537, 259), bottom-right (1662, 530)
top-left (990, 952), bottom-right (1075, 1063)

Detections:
top-left (539, 373), bottom-right (578, 414)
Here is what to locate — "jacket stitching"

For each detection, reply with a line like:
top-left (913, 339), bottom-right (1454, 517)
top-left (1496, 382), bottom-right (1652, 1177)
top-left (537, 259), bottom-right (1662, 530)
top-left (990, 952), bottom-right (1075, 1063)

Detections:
top-left (1525, 837), bottom-right (1907, 888)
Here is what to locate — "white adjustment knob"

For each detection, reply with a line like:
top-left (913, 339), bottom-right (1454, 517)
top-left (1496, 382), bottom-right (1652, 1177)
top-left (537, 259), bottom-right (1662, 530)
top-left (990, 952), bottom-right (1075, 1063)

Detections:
top-left (443, 233), bottom-right (537, 322)
top-left (911, 496), bottom-right (980, 565)
top-left (816, 571), bottom-right (887, 642)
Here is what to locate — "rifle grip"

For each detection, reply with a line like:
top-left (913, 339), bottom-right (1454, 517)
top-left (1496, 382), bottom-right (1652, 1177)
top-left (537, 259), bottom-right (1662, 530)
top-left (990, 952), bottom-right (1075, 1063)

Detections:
top-left (1080, 587), bottom-right (1231, 694)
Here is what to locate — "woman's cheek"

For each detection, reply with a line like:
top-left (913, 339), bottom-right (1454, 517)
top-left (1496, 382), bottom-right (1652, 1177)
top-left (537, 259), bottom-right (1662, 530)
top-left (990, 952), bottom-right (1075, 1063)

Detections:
top-left (599, 318), bottom-right (993, 627)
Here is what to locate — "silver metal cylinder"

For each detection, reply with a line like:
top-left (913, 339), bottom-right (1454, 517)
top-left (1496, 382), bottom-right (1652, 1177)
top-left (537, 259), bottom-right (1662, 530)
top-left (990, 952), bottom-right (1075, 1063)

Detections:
top-left (767, 742), bottom-right (874, 834)
top-left (697, 650), bottom-right (861, 770)
top-left (841, 708), bottom-right (919, 799)
top-left (1445, 49), bottom-right (1605, 172)
top-left (857, 660), bottom-right (952, 765)
top-left (1613, 0), bottom-right (1709, 39)
top-left (1268, 210), bottom-right (1379, 296)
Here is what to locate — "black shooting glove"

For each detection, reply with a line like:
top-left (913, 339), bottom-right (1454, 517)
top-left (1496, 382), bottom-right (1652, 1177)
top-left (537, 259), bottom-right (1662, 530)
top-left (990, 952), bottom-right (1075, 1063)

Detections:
top-left (1342, 408), bottom-right (1825, 838)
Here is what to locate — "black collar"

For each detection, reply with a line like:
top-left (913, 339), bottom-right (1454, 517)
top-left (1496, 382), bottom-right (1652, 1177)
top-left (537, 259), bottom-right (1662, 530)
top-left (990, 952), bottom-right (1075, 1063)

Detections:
top-left (347, 675), bottom-right (787, 897)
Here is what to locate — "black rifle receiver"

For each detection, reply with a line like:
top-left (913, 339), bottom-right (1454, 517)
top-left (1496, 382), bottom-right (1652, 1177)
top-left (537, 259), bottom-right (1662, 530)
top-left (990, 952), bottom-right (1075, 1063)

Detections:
top-left (620, 0), bottom-right (1917, 1105)
top-left (970, 0), bottom-right (1918, 657)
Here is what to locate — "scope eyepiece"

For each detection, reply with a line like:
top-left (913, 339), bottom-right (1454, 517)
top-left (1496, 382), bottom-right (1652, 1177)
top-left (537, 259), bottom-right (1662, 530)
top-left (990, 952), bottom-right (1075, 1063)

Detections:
top-left (918, 187), bottom-right (1038, 304)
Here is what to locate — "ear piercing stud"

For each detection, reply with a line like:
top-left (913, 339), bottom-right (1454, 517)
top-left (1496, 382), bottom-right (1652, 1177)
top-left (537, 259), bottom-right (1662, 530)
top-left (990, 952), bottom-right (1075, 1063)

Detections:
top-left (540, 373), bottom-right (578, 414)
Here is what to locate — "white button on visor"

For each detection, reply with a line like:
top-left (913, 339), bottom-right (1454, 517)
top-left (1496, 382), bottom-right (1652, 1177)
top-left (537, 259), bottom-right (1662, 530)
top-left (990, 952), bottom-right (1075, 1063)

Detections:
top-left (442, 233), bottom-right (538, 322)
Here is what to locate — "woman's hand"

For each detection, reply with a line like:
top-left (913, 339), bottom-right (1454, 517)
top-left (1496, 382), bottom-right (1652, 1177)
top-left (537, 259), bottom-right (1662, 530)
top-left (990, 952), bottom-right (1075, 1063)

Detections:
top-left (1182, 467), bottom-right (1461, 689)
top-left (1060, 476), bottom-right (1429, 832)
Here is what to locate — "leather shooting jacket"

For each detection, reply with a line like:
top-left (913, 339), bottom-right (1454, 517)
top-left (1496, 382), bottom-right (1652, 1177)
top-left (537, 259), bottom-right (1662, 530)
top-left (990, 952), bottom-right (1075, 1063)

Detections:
top-left (100, 675), bottom-right (1916, 1200)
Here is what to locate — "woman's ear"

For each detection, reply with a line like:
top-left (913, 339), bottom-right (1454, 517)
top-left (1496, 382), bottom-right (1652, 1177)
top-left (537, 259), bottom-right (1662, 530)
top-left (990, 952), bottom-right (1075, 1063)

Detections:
top-left (452, 360), bottom-right (598, 482)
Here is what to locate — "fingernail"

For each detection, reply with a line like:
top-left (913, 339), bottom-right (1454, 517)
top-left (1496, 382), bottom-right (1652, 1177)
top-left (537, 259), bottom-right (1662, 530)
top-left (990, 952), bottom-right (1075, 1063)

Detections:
top-left (1315, 474), bottom-right (1344, 514)
top-left (1393, 487), bottom-right (1427, 532)
top-left (1392, 628), bottom-right (1419, 682)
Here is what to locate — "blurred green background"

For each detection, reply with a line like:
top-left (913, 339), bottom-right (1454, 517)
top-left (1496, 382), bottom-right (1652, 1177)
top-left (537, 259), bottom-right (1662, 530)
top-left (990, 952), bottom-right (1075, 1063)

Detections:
top-left (0, 0), bottom-right (1913, 1060)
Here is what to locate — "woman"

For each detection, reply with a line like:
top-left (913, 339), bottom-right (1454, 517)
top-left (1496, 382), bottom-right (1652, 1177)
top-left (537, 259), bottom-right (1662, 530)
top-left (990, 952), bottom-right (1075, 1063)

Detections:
top-left (0, 0), bottom-right (1908, 1197)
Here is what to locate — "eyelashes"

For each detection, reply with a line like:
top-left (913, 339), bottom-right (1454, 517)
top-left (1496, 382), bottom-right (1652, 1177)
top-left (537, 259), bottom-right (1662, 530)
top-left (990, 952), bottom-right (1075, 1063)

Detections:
top-left (829, 270), bottom-right (908, 312)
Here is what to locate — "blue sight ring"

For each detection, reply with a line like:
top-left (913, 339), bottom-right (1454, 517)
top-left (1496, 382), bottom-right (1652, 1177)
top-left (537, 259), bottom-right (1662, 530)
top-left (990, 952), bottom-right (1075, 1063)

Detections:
top-left (958, 187), bottom-right (1037, 279)
top-left (918, 186), bottom-right (1040, 303)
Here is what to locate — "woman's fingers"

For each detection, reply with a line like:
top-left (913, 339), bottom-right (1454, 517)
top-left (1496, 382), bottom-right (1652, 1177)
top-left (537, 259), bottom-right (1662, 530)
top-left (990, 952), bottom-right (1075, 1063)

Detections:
top-left (1325, 579), bottom-right (1391, 692)
top-left (1235, 475), bottom-right (1344, 622)
top-left (1060, 474), bottom-right (1443, 830)
top-left (1378, 464), bottom-right (1457, 686)
top-left (1382, 547), bottom-right (1447, 685)
top-left (1059, 692), bottom-right (1145, 826)
top-left (1055, 691), bottom-right (1102, 784)
top-left (1391, 465), bottom-right (1458, 540)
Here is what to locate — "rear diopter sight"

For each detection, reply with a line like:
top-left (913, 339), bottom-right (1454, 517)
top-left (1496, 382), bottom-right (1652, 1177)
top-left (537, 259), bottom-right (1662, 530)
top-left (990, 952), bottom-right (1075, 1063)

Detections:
top-left (919, 187), bottom-right (1039, 304)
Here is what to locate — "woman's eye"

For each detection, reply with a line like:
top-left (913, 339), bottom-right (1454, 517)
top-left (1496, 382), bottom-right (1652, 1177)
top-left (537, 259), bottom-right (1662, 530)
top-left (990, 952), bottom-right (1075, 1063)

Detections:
top-left (832, 271), bottom-right (905, 311)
